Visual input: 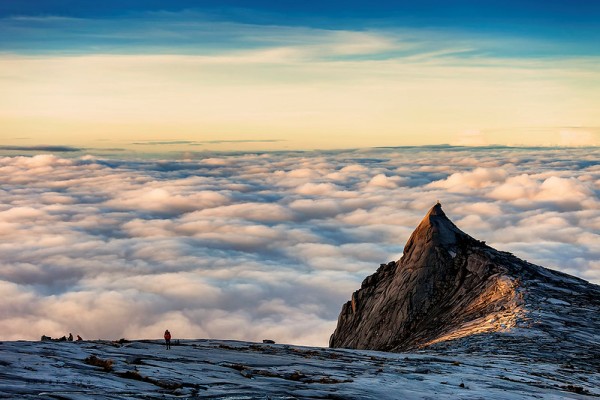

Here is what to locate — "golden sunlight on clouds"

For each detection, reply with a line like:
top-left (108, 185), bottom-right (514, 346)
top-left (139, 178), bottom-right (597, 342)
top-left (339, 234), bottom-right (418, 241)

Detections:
top-left (1, 53), bottom-right (599, 148)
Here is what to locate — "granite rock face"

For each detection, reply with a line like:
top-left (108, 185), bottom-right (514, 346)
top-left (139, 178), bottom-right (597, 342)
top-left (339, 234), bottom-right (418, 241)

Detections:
top-left (329, 203), bottom-right (600, 358)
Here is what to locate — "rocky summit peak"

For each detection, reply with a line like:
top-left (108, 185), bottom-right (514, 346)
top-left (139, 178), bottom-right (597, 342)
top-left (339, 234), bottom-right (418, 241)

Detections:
top-left (402, 202), bottom-right (472, 261)
top-left (330, 205), bottom-right (600, 363)
top-left (427, 201), bottom-right (445, 216)
top-left (414, 202), bottom-right (452, 235)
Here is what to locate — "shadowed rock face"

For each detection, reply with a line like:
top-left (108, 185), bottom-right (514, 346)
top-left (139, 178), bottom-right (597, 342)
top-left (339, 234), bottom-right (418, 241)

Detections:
top-left (329, 204), bottom-right (600, 355)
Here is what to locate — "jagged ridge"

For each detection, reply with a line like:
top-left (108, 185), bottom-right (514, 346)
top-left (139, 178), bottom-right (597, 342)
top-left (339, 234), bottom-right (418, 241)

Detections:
top-left (329, 203), bottom-right (600, 360)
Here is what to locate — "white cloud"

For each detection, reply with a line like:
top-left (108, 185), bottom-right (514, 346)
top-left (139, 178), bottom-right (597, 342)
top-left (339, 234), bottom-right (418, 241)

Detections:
top-left (488, 175), bottom-right (594, 208)
top-left (295, 182), bottom-right (341, 195)
top-left (288, 198), bottom-right (343, 219)
top-left (0, 206), bottom-right (46, 222)
top-left (365, 173), bottom-right (402, 189)
top-left (429, 167), bottom-right (508, 190)
top-left (192, 203), bottom-right (293, 222)
top-left (0, 147), bottom-right (598, 346)
top-left (106, 187), bottom-right (229, 213)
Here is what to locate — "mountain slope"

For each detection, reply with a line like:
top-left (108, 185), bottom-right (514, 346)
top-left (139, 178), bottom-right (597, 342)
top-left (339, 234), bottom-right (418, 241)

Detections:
top-left (329, 203), bottom-right (600, 363)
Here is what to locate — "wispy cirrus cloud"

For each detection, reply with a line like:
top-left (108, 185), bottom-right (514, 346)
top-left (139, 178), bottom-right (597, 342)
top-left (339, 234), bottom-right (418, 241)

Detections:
top-left (131, 139), bottom-right (284, 146)
top-left (132, 141), bottom-right (199, 146)
top-left (0, 145), bottom-right (82, 152)
top-left (201, 139), bottom-right (284, 144)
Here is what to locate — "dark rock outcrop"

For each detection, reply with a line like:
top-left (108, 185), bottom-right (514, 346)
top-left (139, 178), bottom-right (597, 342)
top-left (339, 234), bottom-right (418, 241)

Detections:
top-left (330, 203), bottom-right (600, 359)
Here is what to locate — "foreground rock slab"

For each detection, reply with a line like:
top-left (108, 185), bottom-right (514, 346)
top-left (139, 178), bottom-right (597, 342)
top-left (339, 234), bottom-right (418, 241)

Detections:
top-left (1, 339), bottom-right (598, 399)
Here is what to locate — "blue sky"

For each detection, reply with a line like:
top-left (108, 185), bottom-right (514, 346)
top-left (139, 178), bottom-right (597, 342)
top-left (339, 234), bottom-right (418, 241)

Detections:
top-left (2, 0), bottom-right (599, 56)
top-left (2, 0), bottom-right (599, 24)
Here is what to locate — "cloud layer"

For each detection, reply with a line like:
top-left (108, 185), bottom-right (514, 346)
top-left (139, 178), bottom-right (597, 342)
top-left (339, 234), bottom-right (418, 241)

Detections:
top-left (0, 148), bottom-right (598, 345)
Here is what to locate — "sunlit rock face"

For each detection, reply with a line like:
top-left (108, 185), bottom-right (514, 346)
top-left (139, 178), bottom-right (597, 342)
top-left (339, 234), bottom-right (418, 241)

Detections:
top-left (330, 204), bottom-right (600, 358)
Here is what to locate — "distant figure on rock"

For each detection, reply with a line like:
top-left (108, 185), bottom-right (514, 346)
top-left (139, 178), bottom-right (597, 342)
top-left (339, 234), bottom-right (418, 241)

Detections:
top-left (68, 333), bottom-right (73, 341)
top-left (164, 330), bottom-right (171, 350)
top-left (76, 335), bottom-right (83, 341)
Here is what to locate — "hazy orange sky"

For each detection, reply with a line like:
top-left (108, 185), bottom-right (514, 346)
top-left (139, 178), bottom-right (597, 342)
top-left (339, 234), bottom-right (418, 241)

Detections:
top-left (1, 2), bottom-right (599, 150)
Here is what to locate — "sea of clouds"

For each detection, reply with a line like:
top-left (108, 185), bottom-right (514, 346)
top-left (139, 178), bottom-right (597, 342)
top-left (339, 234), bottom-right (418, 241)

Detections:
top-left (0, 147), bottom-right (598, 345)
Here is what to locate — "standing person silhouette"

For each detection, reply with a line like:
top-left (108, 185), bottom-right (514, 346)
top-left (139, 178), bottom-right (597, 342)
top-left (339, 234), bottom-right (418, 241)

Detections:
top-left (164, 330), bottom-right (171, 350)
